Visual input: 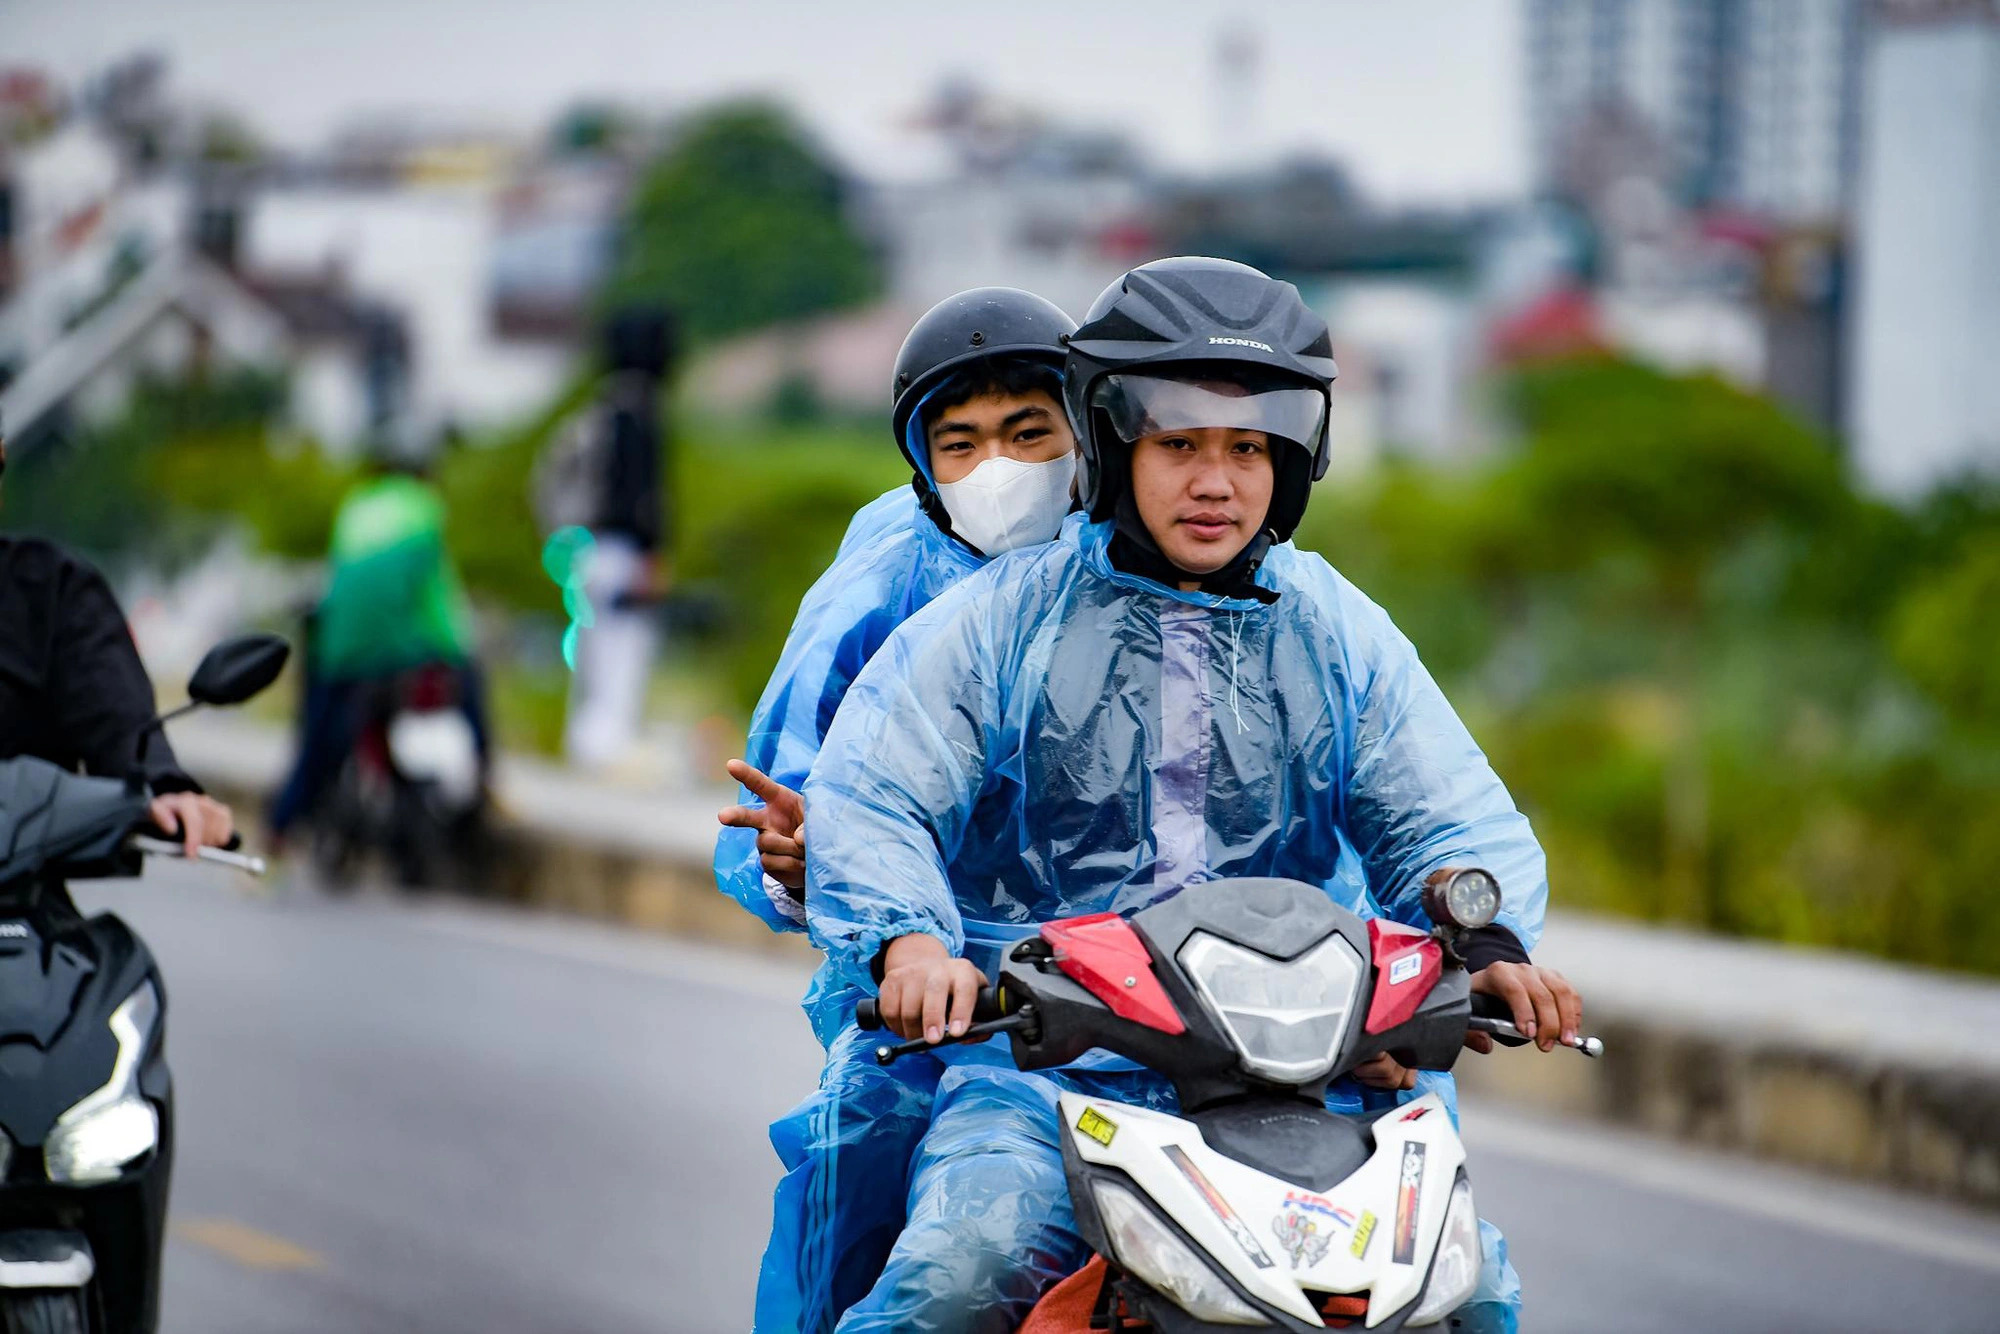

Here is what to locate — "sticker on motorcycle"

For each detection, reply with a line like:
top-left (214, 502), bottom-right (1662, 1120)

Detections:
top-left (1162, 1145), bottom-right (1276, 1270)
top-left (1271, 1191), bottom-right (1354, 1270)
top-left (1350, 1210), bottom-right (1377, 1259)
top-left (1075, 1106), bottom-right (1118, 1148)
top-left (1393, 1142), bottom-right (1426, 1265)
top-left (1389, 952), bottom-right (1423, 985)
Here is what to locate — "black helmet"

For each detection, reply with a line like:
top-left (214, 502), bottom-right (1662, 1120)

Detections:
top-left (889, 287), bottom-right (1077, 508)
top-left (1064, 257), bottom-right (1336, 542)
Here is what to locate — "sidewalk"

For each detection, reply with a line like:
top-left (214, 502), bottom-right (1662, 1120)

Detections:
top-left (173, 711), bottom-right (736, 864)
top-left (174, 713), bottom-right (2000, 1207)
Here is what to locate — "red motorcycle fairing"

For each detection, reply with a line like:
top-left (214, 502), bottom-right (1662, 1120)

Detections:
top-left (1040, 913), bottom-right (1186, 1035)
top-left (1364, 919), bottom-right (1442, 1035)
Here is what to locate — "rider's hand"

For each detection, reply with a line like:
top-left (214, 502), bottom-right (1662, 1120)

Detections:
top-left (148, 792), bottom-right (234, 859)
top-left (1353, 1052), bottom-right (1417, 1091)
top-left (877, 934), bottom-right (988, 1045)
top-left (1469, 961), bottom-right (1583, 1054)
top-left (718, 760), bottom-right (807, 894)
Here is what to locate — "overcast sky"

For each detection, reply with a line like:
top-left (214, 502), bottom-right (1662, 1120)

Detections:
top-left (2, 0), bottom-right (1528, 204)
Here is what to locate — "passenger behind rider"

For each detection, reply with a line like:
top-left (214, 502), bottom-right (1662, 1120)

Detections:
top-left (712, 290), bottom-right (1087, 1332)
top-left (804, 258), bottom-right (1581, 1333)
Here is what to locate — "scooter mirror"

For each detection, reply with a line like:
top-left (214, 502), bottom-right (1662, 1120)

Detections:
top-left (187, 633), bottom-right (291, 707)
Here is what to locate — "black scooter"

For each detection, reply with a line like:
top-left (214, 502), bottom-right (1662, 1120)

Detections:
top-left (0, 634), bottom-right (287, 1334)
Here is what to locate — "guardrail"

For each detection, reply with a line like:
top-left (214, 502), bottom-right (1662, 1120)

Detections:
top-left (175, 713), bottom-right (2000, 1209)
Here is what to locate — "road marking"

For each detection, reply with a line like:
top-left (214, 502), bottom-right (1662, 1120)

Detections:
top-left (1462, 1107), bottom-right (2000, 1276)
top-left (172, 1218), bottom-right (325, 1272)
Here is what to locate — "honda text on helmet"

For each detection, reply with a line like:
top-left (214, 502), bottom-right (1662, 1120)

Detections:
top-left (890, 287), bottom-right (1079, 556)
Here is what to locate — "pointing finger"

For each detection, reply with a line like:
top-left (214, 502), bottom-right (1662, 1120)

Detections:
top-left (727, 760), bottom-right (793, 807)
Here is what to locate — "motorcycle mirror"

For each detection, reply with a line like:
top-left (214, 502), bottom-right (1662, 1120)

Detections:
top-left (187, 633), bottom-right (291, 707)
top-left (1423, 867), bottom-right (1501, 932)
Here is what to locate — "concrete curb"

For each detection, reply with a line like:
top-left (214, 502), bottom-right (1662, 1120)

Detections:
top-left (1454, 1017), bottom-right (2000, 1207)
top-left (174, 715), bottom-right (2000, 1210)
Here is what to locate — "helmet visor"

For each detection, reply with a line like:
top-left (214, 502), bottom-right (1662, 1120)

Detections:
top-left (1091, 374), bottom-right (1327, 452)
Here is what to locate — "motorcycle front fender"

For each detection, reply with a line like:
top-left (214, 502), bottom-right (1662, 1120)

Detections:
top-left (0, 1229), bottom-right (95, 1289)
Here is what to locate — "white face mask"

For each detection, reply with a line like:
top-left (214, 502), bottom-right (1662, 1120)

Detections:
top-left (935, 452), bottom-right (1078, 556)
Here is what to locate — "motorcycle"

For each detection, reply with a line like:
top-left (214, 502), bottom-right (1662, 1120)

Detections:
top-left (307, 660), bottom-right (488, 892)
top-left (0, 633), bottom-right (287, 1334)
top-left (858, 871), bottom-right (1601, 1332)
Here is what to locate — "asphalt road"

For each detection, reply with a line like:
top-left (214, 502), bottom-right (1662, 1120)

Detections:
top-left (70, 865), bottom-right (2000, 1334)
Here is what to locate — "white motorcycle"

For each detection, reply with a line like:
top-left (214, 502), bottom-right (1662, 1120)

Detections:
top-left (858, 871), bottom-right (1599, 1332)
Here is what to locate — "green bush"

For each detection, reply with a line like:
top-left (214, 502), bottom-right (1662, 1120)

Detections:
top-left (1, 369), bottom-right (350, 572)
top-left (1294, 359), bottom-right (2000, 975)
top-left (668, 417), bottom-right (905, 713)
top-left (601, 102), bottom-right (880, 344)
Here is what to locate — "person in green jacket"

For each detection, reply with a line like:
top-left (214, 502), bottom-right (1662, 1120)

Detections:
top-left (268, 455), bottom-right (487, 842)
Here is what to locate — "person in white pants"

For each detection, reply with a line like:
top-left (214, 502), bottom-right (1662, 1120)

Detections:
top-left (549, 306), bottom-right (675, 772)
top-left (563, 529), bottom-right (659, 769)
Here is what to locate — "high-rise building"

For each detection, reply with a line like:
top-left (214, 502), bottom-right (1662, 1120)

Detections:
top-left (1526, 0), bottom-right (1863, 224)
top-left (1848, 0), bottom-right (2000, 497)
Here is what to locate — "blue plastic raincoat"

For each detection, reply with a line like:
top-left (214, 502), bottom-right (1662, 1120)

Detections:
top-left (735, 489), bottom-right (992, 1334)
top-left (715, 493), bottom-right (981, 933)
top-left (835, 485), bottom-right (918, 561)
top-left (733, 441), bottom-right (1058, 1330)
top-left (798, 515), bottom-right (1542, 1333)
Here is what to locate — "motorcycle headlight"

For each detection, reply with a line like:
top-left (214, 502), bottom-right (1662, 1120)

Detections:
top-left (1408, 1176), bottom-right (1481, 1326)
top-left (1177, 931), bottom-right (1364, 1083)
top-left (1092, 1179), bottom-right (1268, 1326)
top-left (45, 982), bottom-right (160, 1184)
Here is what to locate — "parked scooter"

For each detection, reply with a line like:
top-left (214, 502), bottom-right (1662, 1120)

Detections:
top-left (0, 634), bottom-right (286, 1334)
top-left (859, 871), bottom-right (1600, 1332)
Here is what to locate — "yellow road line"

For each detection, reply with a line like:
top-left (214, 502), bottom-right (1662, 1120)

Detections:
top-left (172, 1218), bottom-right (326, 1272)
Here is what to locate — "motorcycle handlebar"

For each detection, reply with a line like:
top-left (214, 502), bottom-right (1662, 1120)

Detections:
top-left (855, 987), bottom-right (1009, 1033)
top-left (1468, 989), bottom-right (1603, 1058)
top-left (130, 835), bottom-right (268, 877)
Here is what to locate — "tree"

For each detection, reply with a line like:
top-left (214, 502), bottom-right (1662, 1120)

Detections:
top-left (601, 102), bottom-right (880, 343)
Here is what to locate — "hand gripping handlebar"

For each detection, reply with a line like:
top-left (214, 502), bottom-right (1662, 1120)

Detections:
top-left (854, 987), bottom-right (1034, 1065)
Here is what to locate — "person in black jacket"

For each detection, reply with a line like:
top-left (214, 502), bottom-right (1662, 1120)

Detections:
top-left (0, 436), bottom-right (234, 854)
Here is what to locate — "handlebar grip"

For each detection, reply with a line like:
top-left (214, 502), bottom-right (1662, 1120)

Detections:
top-left (1470, 992), bottom-right (1514, 1020)
top-left (855, 987), bottom-right (1008, 1034)
top-left (970, 987), bottom-right (1008, 1023)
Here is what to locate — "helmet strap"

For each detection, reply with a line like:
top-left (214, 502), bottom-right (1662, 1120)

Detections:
top-left (1109, 489), bottom-right (1279, 605)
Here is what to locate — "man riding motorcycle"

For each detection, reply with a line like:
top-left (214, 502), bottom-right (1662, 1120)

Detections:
top-left (0, 423), bottom-right (237, 1333)
top-left (0, 430), bottom-right (233, 858)
top-left (714, 288), bottom-right (1086, 1332)
top-left (267, 445), bottom-right (488, 855)
top-left (802, 258), bottom-right (1580, 1332)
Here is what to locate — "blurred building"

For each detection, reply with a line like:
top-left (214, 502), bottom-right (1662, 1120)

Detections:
top-left (1527, 0), bottom-right (1864, 225)
top-left (871, 82), bottom-right (1156, 317)
top-left (1847, 0), bottom-right (2000, 497)
top-left (0, 64), bottom-right (623, 457)
top-left (1521, 1), bottom-right (1865, 430)
top-left (681, 301), bottom-right (920, 420)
